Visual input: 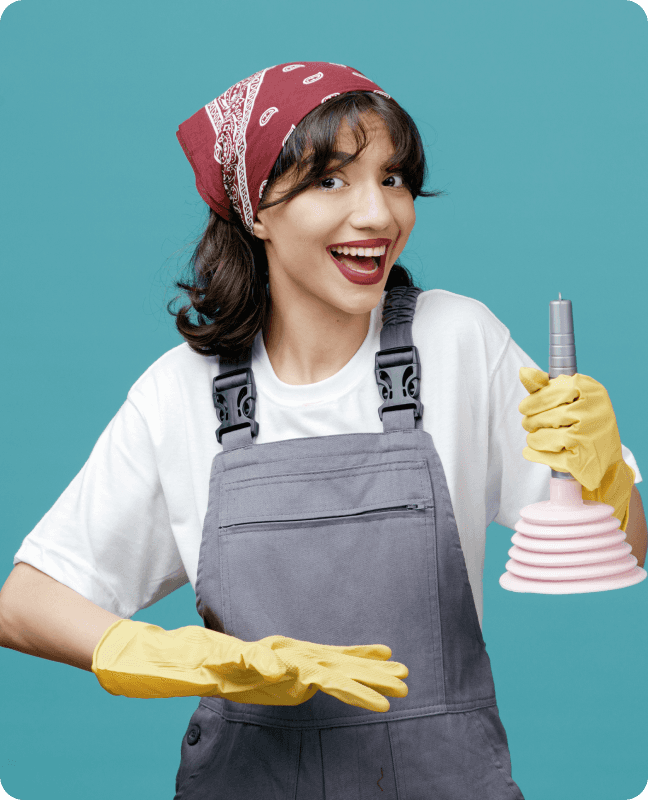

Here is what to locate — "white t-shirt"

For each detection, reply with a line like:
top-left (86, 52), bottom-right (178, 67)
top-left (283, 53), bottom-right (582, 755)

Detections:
top-left (13, 289), bottom-right (641, 628)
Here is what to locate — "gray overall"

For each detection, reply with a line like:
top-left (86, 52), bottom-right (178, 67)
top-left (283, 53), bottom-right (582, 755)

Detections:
top-left (174, 286), bottom-right (525, 800)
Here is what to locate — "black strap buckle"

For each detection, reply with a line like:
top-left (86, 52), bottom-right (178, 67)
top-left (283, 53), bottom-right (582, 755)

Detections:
top-left (213, 368), bottom-right (259, 444)
top-left (375, 346), bottom-right (423, 421)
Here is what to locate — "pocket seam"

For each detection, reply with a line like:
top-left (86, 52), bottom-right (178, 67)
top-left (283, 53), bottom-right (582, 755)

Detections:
top-left (222, 459), bottom-right (425, 487)
top-left (221, 461), bottom-right (431, 525)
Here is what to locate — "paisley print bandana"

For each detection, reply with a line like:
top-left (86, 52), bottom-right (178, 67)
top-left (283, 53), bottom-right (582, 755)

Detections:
top-left (176, 62), bottom-right (390, 235)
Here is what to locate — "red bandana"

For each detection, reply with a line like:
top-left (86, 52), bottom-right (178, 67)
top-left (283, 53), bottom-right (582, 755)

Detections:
top-left (176, 62), bottom-right (390, 235)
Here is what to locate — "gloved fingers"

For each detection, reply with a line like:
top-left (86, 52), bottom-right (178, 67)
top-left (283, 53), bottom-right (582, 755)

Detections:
top-left (521, 446), bottom-right (604, 491)
top-left (524, 426), bottom-right (578, 454)
top-left (315, 673), bottom-right (394, 713)
top-left (258, 636), bottom-right (395, 664)
top-left (316, 655), bottom-right (409, 699)
top-left (205, 650), bottom-right (317, 705)
top-left (285, 648), bottom-right (409, 685)
top-left (521, 445), bottom-right (573, 473)
top-left (330, 653), bottom-right (410, 681)
top-left (518, 378), bottom-right (580, 417)
top-left (520, 372), bottom-right (611, 418)
top-left (519, 367), bottom-right (550, 394)
top-left (300, 644), bottom-right (408, 680)
top-left (311, 642), bottom-right (394, 661)
top-left (520, 404), bottom-right (581, 434)
top-left (220, 680), bottom-right (319, 707)
top-left (273, 647), bottom-right (409, 698)
top-left (525, 421), bottom-right (615, 462)
top-left (254, 637), bottom-right (409, 712)
top-left (199, 635), bottom-right (411, 710)
top-left (369, 682), bottom-right (410, 699)
top-left (348, 666), bottom-right (410, 698)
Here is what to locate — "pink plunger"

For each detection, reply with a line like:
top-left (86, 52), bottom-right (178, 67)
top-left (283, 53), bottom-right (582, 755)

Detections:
top-left (499, 295), bottom-right (647, 594)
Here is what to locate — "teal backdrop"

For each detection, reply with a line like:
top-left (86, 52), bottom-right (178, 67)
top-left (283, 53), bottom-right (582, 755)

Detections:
top-left (1, 0), bottom-right (646, 798)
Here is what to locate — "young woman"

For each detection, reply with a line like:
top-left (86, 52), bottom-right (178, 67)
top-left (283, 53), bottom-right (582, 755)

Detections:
top-left (0, 62), bottom-right (644, 799)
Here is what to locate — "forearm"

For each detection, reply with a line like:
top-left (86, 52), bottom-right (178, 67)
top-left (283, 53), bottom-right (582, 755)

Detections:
top-left (0, 563), bottom-right (122, 672)
top-left (625, 486), bottom-right (647, 568)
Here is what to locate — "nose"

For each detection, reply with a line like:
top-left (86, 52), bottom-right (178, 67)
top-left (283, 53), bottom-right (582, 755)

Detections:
top-left (348, 180), bottom-right (393, 231)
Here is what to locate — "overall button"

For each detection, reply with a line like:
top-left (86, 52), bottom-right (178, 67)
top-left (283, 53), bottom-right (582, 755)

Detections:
top-left (187, 724), bottom-right (201, 745)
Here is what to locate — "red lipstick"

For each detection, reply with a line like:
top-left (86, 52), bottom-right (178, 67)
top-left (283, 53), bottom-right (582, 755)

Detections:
top-left (327, 238), bottom-right (392, 286)
top-left (329, 252), bottom-right (384, 285)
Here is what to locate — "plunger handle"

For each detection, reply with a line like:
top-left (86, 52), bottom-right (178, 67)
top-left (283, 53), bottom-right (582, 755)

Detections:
top-left (549, 294), bottom-right (577, 480)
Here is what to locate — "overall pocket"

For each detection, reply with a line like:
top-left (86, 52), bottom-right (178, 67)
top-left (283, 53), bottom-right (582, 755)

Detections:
top-left (174, 702), bottom-right (227, 799)
top-left (176, 711), bottom-right (300, 800)
top-left (218, 501), bottom-right (433, 645)
top-left (216, 456), bottom-right (435, 646)
top-left (389, 709), bottom-right (525, 800)
top-left (214, 498), bottom-right (446, 720)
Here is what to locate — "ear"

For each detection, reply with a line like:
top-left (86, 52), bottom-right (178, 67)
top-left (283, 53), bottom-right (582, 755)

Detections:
top-left (253, 217), bottom-right (270, 241)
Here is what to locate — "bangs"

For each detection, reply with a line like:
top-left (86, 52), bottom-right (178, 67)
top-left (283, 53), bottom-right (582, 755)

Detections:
top-left (257, 91), bottom-right (442, 212)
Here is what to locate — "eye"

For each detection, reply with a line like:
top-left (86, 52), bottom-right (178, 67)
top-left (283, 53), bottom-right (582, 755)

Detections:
top-left (316, 176), bottom-right (345, 192)
top-left (385, 173), bottom-right (406, 188)
top-left (316, 173), bottom-right (407, 192)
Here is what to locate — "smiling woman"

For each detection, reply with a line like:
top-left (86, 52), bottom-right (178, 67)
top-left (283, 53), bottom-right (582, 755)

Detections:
top-left (170, 88), bottom-right (444, 369)
top-left (2, 60), bottom-right (643, 800)
top-left (252, 115), bottom-right (421, 383)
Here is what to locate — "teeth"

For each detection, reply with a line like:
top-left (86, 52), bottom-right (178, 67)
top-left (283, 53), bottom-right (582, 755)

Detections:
top-left (330, 245), bottom-right (386, 257)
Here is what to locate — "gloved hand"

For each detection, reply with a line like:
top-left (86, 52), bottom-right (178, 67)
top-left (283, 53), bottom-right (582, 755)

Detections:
top-left (92, 620), bottom-right (408, 712)
top-left (519, 368), bottom-right (635, 529)
top-left (222, 634), bottom-right (408, 711)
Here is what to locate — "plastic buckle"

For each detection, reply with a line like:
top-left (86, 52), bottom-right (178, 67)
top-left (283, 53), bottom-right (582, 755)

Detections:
top-left (375, 346), bottom-right (423, 421)
top-left (213, 368), bottom-right (259, 444)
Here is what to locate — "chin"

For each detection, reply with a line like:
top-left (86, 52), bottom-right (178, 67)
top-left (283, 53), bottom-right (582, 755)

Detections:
top-left (332, 284), bottom-right (386, 316)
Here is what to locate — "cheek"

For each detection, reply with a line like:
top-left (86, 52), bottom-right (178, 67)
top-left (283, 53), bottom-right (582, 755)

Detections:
top-left (404, 198), bottom-right (416, 232)
top-left (394, 202), bottom-right (416, 256)
top-left (281, 207), bottom-right (329, 247)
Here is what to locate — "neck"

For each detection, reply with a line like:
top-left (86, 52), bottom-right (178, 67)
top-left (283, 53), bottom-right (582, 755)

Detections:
top-left (263, 293), bottom-right (373, 386)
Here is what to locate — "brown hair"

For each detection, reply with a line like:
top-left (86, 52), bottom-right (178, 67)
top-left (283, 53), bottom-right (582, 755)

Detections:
top-left (168, 91), bottom-right (445, 361)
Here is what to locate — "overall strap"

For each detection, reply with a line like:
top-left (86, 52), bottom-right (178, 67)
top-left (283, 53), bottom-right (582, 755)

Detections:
top-left (213, 349), bottom-right (258, 451)
top-left (376, 285), bottom-right (424, 432)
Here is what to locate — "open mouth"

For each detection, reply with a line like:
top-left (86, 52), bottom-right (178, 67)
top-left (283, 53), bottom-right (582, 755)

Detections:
top-left (327, 246), bottom-right (385, 273)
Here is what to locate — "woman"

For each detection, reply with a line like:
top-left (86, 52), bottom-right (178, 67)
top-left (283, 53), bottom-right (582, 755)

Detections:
top-left (0, 62), bottom-right (643, 799)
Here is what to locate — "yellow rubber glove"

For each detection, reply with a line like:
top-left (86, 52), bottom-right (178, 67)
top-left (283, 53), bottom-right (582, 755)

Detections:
top-left (518, 368), bottom-right (635, 529)
top-left (92, 620), bottom-right (408, 712)
top-left (218, 634), bottom-right (408, 711)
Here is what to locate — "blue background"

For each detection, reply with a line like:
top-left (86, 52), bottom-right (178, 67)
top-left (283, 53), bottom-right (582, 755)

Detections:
top-left (1, 0), bottom-right (647, 798)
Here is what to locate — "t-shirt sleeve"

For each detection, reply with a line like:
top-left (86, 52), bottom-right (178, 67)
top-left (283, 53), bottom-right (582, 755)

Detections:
top-left (12, 395), bottom-right (188, 619)
top-left (487, 335), bottom-right (642, 531)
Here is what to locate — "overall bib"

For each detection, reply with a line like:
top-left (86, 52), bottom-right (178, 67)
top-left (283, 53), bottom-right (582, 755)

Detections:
top-left (174, 286), bottom-right (525, 800)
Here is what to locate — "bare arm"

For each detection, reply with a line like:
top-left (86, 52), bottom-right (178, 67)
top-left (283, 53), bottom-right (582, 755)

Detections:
top-left (626, 485), bottom-right (647, 569)
top-left (0, 563), bottom-right (122, 672)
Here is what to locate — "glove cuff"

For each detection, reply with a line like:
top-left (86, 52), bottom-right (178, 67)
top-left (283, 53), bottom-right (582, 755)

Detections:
top-left (92, 619), bottom-right (154, 696)
top-left (581, 460), bottom-right (636, 531)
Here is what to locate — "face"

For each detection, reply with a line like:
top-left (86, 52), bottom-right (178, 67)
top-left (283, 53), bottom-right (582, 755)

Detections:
top-left (253, 114), bottom-right (416, 320)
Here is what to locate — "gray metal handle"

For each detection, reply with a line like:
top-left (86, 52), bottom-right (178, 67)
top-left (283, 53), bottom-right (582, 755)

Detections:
top-left (548, 294), bottom-right (576, 480)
